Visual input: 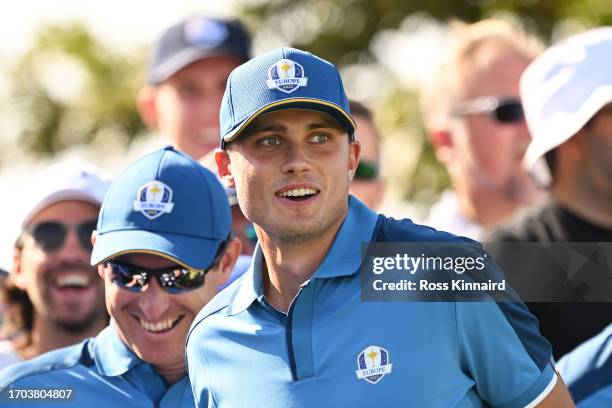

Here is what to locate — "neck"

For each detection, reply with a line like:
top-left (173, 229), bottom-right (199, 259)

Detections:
top-left (259, 219), bottom-right (344, 313)
top-left (554, 175), bottom-right (612, 229)
top-left (156, 362), bottom-right (186, 385)
top-left (19, 313), bottom-right (108, 359)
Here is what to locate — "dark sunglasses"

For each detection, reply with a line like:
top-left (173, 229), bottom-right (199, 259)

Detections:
top-left (452, 97), bottom-right (524, 124)
top-left (24, 220), bottom-right (98, 252)
top-left (105, 239), bottom-right (229, 294)
top-left (354, 160), bottom-right (379, 180)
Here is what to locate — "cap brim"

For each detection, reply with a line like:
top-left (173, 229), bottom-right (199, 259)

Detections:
top-left (148, 47), bottom-right (247, 85)
top-left (221, 98), bottom-right (356, 148)
top-left (91, 229), bottom-right (223, 270)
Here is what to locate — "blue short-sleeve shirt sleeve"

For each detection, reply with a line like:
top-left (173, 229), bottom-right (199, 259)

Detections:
top-left (457, 301), bottom-right (556, 407)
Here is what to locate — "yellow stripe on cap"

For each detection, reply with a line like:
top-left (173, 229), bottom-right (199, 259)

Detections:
top-left (223, 98), bottom-right (356, 143)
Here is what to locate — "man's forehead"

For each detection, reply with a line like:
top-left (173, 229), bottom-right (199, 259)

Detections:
top-left (246, 109), bottom-right (346, 132)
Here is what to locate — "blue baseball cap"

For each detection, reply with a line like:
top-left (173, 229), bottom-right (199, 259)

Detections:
top-left (91, 146), bottom-right (231, 270)
top-left (219, 47), bottom-right (356, 148)
top-left (148, 16), bottom-right (251, 85)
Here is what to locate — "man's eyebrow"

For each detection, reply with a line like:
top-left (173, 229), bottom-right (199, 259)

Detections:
top-left (306, 120), bottom-right (344, 131)
top-left (244, 123), bottom-right (288, 136)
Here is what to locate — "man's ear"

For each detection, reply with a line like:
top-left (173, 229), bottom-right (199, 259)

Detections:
top-left (428, 129), bottom-right (453, 164)
top-left (137, 86), bottom-right (159, 129)
top-left (348, 140), bottom-right (361, 180)
top-left (90, 231), bottom-right (105, 279)
top-left (215, 238), bottom-right (242, 288)
top-left (215, 148), bottom-right (235, 188)
top-left (11, 245), bottom-right (26, 290)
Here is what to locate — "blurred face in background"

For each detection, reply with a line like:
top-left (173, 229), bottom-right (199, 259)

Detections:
top-left (349, 114), bottom-right (385, 210)
top-left (139, 56), bottom-right (242, 160)
top-left (442, 47), bottom-right (545, 225)
top-left (12, 200), bottom-right (106, 333)
top-left (576, 103), bottom-right (612, 197)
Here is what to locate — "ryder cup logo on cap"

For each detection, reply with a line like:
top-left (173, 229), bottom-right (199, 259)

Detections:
top-left (356, 345), bottom-right (393, 384)
top-left (91, 146), bottom-right (231, 270)
top-left (133, 181), bottom-right (174, 220)
top-left (266, 59), bottom-right (308, 94)
top-left (220, 47), bottom-right (356, 147)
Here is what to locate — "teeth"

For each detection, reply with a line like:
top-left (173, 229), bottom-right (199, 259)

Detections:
top-left (139, 316), bottom-right (179, 333)
top-left (279, 188), bottom-right (317, 198)
top-left (56, 274), bottom-right (89, 288)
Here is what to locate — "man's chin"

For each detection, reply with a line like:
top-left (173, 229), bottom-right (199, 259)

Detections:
top-left (51, 308), bottom-right (107, 334)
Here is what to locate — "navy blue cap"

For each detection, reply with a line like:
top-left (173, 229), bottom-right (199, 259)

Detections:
top-left (91, 146), bottom-right (231, 270)
top-left (148, 16), bottom-right (251, 85)
top-left (219, 47), bottom-right (356, 148)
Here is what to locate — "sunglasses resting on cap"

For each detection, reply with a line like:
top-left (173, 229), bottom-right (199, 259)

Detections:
top-left (452, 96), bottom-right (524, 124)
top-left (24, 220), bottom-right (98, 252)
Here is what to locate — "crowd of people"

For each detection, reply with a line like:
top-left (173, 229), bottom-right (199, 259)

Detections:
top-left (0, 13), bottom-right (610, 407)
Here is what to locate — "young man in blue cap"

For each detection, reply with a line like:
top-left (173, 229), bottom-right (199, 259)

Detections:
top-left (186, 48), bottom-right (574, 406)
top-left (138, 16), bottom-right (251, 160)
top-left (0, 146), bottom-right (241, 406)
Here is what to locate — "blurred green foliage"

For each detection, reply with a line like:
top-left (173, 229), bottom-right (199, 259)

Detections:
top-left (8, 22), bottom-right (146, 156)
top-left (5, 1), bottom-right (612, 203)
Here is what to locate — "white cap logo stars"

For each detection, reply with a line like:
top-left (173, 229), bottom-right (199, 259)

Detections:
top-left (133, 181), bottom-right (175, 220)
top-left (266, 59), bottom-right (308, 94)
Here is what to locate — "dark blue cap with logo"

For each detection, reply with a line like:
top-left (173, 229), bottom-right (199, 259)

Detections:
top-left (219, 47), bottom-right (356, 148)
top-left (91, 146), bottom-right (231, 270)
top-left (147, 16), bottom-right (251, 85)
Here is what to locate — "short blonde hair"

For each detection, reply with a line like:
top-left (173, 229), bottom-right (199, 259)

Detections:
top-left (421, 19), bottom-right (543, 131)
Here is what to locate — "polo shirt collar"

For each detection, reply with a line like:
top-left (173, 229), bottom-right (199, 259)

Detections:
top-left (93, 321), bottom-right (143, 377)
top-left (228, 196), bottom-right (379, 315)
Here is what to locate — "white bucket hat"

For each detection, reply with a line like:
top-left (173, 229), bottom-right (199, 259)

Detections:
top-left (521, 27), bottom-right (612, 186)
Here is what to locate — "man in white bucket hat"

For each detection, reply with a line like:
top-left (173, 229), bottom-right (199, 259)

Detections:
top-left (488, 27), bottom-right (612, 359)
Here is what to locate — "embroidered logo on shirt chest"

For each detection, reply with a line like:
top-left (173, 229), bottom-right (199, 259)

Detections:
top-left (356, 345), bottom-right (393, 384)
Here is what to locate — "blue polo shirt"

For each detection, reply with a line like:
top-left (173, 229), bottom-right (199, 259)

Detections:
top-left (0, 324), bottom-right (194, 407)
top-left (558, 323), bottom-right (612, 406)
top-left (187, 197), bottom-right (557, 407)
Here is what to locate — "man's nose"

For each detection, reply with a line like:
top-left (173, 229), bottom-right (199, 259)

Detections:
top-left (281, 144), bottom-right (311, 175)
top-left (137, 278), bottom-right (171, 322)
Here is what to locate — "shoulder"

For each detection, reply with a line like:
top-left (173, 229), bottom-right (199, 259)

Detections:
top-left (557, 323), bottom-right (612, 403)
top-left (188, 275), bottom-right (242, 340)
top-left (0, 338), bottom-right (93, 387)
top-left (0, 340), bottom-right (22, 370)
top-left (485, 202), bottom-right (559, 242)
top-left (375, 214), bottom-right (475, 244)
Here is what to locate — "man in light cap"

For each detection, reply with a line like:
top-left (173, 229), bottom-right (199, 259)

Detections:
top-left (0, 146), bottom-right (241, 406)
top-left (186, 47), bottom-right (573, 406)
top-left (138, 16), bottom-right (251, 160)
top-left (0, 162), bottom-right (110, 369)
top-left (488, 27), bottom-right (612, 359)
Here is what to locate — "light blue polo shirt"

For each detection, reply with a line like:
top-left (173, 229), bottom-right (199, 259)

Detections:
top-left (558, 323), bottom-right (612, 407)
top-left (0, 324), bottom-right (194, 407)
top-left (187, 197), bottom-right (557, 407)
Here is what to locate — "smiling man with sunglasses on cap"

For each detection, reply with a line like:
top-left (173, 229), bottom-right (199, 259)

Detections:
top-left (421, 19), bottom-right (546, 239)
top-left (0, 162), bottom-right (110, 370)
top-left (185, 47), bottom-right (574, 407)
top-left (0, 146), bottom-right (241, 406)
